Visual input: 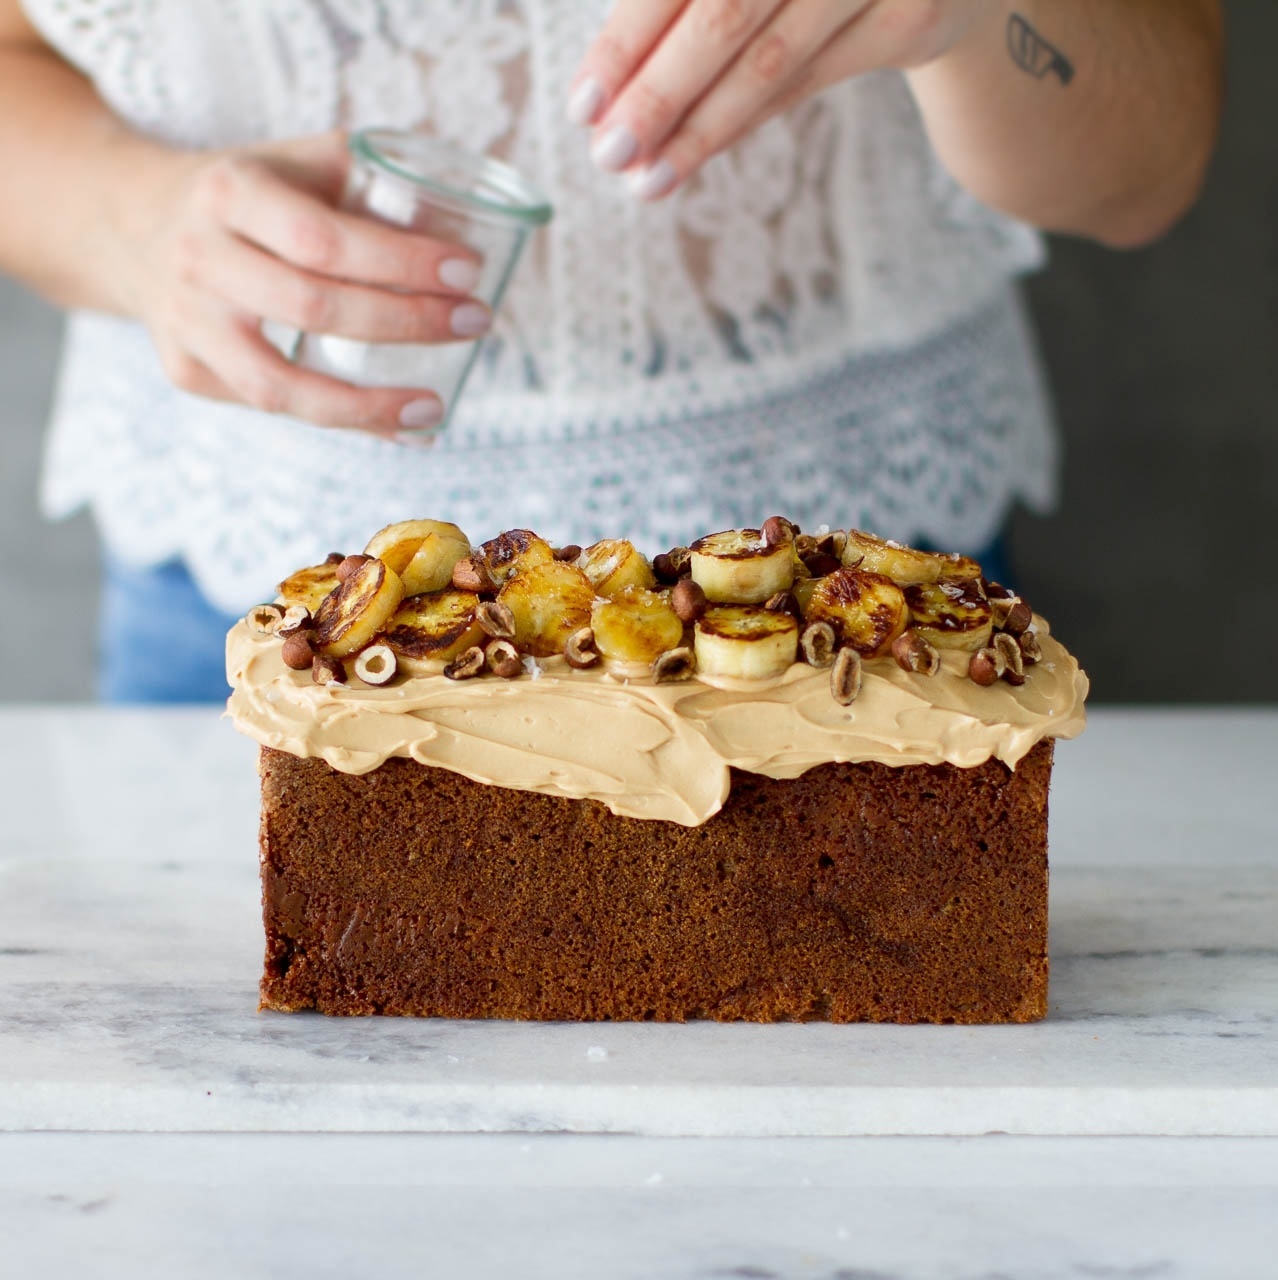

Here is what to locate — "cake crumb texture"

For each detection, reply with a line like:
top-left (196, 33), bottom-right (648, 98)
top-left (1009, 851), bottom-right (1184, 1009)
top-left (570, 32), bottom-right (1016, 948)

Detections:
top-left (258, 741), bottom-right (1052, 1024)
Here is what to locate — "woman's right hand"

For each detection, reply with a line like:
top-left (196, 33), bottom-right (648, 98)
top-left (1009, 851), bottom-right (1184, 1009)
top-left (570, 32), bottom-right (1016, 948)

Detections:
top-left (125, 133), bottom-right (488, 442)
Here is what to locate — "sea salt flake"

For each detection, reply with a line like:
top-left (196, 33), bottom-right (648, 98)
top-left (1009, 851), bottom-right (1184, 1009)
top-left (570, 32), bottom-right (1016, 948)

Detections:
top-left (586, 1045), bottom-right (608, 1062)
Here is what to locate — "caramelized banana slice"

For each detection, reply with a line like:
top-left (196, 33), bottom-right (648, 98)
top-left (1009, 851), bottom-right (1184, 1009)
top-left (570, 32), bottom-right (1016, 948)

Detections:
top-left (690, 528), bottom-right (795, 604)
top-left (381, 590), bottom-right (485, 663)
top-left (364, 519), bottom-right (471, 596)
top-left (694, 606), bottom-right (799, 679)
top-left (278, 562), bottom-right (342, 613)
top-left (313, 558), bottom-right (405, 658)
top-left (802, 569), bottom-right (908, 658)
top-left (591, 587), bottom-right (684, 665)
top-left (578, 539), bottom-right (657, 598)
top-left (497, 560), bottom-right (595, 657)
top-left (480, 529), bottom-right (555, 585)
top-left (842, 530), bottom-right (981, 585)
top-left (904, 578), bottom-right (994, 652)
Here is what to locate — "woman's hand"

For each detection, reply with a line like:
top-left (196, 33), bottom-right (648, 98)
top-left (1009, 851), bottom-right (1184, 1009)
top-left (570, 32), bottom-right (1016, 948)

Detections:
top-left (567, 0), bottom-right (987, 199)
top-left (125, 133), bottom-right (489, 440)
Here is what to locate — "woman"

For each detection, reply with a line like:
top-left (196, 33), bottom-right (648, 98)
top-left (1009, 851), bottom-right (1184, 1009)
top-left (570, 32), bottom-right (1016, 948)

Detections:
top-left (0, 1), bottom-right (1223, 700)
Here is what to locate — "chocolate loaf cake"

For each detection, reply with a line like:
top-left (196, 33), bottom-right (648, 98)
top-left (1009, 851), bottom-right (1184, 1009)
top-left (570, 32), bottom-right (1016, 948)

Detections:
top-left (228, 518), bottom-right (1087, 1023)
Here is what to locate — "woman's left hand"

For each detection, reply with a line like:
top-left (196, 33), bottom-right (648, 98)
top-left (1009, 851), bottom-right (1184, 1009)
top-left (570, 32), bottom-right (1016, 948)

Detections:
top-left (568, 0), bottom-right (988, 199)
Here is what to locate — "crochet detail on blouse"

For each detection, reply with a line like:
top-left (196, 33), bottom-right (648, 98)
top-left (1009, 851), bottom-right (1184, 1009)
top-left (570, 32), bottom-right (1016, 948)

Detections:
top-left (24, 0), bottom-right (1055, 611)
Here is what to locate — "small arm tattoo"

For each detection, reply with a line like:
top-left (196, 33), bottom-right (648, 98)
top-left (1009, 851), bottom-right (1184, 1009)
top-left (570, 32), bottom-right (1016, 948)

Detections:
top-left (1007, 14), bottom-right (1075, 86)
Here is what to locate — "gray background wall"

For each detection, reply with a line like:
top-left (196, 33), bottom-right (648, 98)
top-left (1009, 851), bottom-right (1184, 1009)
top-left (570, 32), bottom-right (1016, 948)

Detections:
top-left (2, 5), bottom-right (1276, 703)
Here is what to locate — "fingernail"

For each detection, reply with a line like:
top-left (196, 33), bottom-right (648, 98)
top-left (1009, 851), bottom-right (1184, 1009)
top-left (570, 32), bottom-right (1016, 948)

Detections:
top-left (395, 430), bottom-right (440, 450)
top-left (627, 159), bottom-right (678, 202)
top-left (591, 123), bottom-right (638, 173)
top-left (399, 398), bottom-right (444, 431)
top-left (438, 257), bottom-right (481, 292)
top-left (566, 76), bottom-right (605, 127)
top-left (450, 302), bottom-right (492, 338)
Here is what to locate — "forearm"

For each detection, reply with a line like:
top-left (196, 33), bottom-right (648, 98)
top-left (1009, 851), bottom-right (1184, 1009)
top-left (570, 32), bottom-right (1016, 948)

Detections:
top-left (906, 1), bottom-right (1224, 247)
top-left (0, 36), bottom-right (191, 313)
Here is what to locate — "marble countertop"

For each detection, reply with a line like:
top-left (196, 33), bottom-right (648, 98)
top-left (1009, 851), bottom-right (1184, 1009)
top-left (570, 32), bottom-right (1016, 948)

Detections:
top-left (2, 706), bottom-right (1276, 1277)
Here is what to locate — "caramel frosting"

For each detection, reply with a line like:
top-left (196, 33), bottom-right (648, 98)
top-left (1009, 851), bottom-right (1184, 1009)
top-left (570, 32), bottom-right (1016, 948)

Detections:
top-left (226, 620), bottom-right (1088, 827)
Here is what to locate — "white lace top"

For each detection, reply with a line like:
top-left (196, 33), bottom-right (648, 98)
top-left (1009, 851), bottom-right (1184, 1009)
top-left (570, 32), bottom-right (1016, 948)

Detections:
top-left (25, 0), bottom-right (1056, 614)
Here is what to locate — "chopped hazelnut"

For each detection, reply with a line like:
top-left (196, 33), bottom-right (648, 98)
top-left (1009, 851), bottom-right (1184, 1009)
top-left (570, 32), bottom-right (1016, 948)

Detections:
top-left (652, 646), bottom-right (696, 683)
top-left (485, 639), bottom-right (524, 679)
top-left (830, 647), bottom-right (862, 706)
top-left (312, 654), bottom-right (347, 685)
top-left (443, 646), bottom-right (486, 680)
top-left (565, 628), bottom-right (599, 670)
top-left (800, 622), bottom-right (838, 669)
top-left (353, 643), bottom-right (397, 686)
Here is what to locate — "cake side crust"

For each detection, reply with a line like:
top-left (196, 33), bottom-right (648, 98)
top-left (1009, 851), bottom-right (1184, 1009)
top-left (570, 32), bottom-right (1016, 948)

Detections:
top-left (258, 744), bottom-right (1052, 1024)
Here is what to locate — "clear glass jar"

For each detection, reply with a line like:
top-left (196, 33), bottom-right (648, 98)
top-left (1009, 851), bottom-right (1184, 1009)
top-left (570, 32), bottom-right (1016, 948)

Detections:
top-left (292, 129), bottom-right (553, 431)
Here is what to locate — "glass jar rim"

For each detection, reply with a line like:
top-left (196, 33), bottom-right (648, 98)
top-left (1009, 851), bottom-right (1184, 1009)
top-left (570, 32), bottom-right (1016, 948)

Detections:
top-left (349, 129), bottom-right (553, 227)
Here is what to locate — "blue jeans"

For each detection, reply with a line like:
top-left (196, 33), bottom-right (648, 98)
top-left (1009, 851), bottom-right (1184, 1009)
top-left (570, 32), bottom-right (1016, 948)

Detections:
top-left (99, 557), bottom-right (243, 704)
top-left (98, 539), bottom-right (1016, 704)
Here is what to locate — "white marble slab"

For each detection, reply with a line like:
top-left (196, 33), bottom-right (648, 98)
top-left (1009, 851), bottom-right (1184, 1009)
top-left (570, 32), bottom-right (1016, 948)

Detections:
top-left (1, 708), bottom-right (1276, 1137)
top-left (4, 1133), bottom-right (1278, 1280)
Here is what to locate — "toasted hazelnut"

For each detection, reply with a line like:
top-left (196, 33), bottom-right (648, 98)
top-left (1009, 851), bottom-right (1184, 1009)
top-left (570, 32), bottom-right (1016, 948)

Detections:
top-left (990, 591), bottom-right (1029, 628)
top-left (802, 552), bottom-right (842, 578)
top-left (968, 647), bottom-right (1005, 686)
top-left (281, 632), bottom-right (316, 671)
top-left (336, 553), bottom-right (372, 583)
top-left (800, 621), bottom-right (837, 669)
top-left (443, 646), bottom-right (486, 681)
top-left (830, 647), bottom-right (862, 706)
top-left (667, 547), bottom-right (692, 577)
top-left (565, 627), bottom-right (599, 670)
top-left (892, 630), bottom-right (940, 676)
top-left (325, 551), bottom-right (346, 566)
top-left (1019, 628), bottom-right (1042, 665)
top-left (795, 533), bottom-right (820, 559)
top-left (985, 579), bottom-right (1013, 600)
top-left (764, 590), bottom-right (800, 617)
top-left (761, 516), bottom-right (794, 548)
top-left (994, 632), bottom-right (1026, 685)
top-left (477, 600), bottom-right (517, 641)
top-left (353, 643), bottom-right (397, 686)
top-left (652, 646), bottom-right (696, 683)
top-left (485, 639), bottom-right (523, 679)
top-left (451, 556), bottom-right (497, 596)
top-left (247, 604), bottom-right (284, 636)
top-left (553, 544), bottom-right (583, 563)
top-left (652, 552), bottom-right (679, 584)
top-left (311, 654), bottom-right (346, 685)
top-left (816, 531), bottom-right (848, 559)
top-left (277, 605), bottom-right (313, 637)
top-left (670, 577), bottom-right (708, 624)
top-left (1001, 600), bottom-right (1033, 636)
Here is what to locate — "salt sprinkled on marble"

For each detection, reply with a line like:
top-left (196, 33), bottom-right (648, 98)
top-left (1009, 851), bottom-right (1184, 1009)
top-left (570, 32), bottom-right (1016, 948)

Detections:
top-left (586, 1045), bottom-right (608, 1062)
